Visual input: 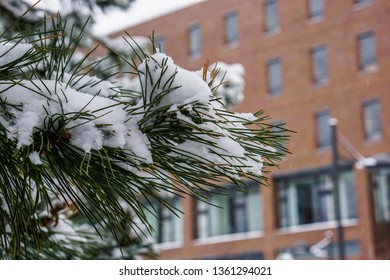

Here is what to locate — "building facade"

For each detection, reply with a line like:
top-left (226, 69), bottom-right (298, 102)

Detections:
top-left (114, 0), bottom-right (390, 259)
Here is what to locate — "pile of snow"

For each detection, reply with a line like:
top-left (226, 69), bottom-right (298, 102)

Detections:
top-left (210, 62), bottom-right (245, 107)
top-left (0, 42), bottom-right (33, 67)
top-left (136, 53), bottom-right (263, 177)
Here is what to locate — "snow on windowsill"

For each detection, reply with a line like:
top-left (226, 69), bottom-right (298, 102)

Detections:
top-left (189, 53), bottom-right (202, 61)
top-left (308, 15), bottom-right (325, 25)
top-left (264, 27), bottom-right (281, 38)
top-left (225, 40), bottom-right (239, 50)
top-left (193, 230), bottom-right (263, 246)
top-left (353, 2), bottom-right (373, 12)
top-left (364, 134), bottom-right (383, 146)
top-left (315, 145), bottom-right (331, 155)
top-left (266, 91), bottom-right (282, 100)
top-left (277, 219), bottom-right (359, 235)
top-left (313, 78), bottom-right (329, 88)
top-left (359, 64), bottom-right (378, 75)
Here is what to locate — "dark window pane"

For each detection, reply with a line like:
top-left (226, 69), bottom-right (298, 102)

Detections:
top-left (363, 99), bottom-right (382, 140)
top-left (225, 11), bottom-right (239, 45)
top-left (358, 31), bottom-right (376, 69)
top-left (188, 24), bottom-right (201, 57)
top-left (373, 167), bottom-right (390, 222)
top-left (312, 45), bottom-right (328, 84)
top-left (267, 58), bottom-right (282, 94)
top-left (197, 201), bottom-right (210, 239)
top-left (316, 111), bottom-right (331, 148)
top-left (297, 182), bottom-right (315, 224)
top-left (197, 185), bottom-right (262, 238)
top-left (309, 0), bottom-right (325, 18)
top-left (231, 192), bottom-right (247, 233)
top-left (145, 198), bottom-right (183, 244)
top-left (264, 0), bottom-right (279, 33)
top-left (340, 172), bottom-right (357, 220)
top-left (277, 170), bottom-right (357, 228)
top-left (278, 181), bottom-right (290, 227)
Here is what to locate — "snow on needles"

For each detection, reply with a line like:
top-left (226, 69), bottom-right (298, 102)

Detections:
top-left (137, 53), bottom-right (264, 177)
top-left (138, 52), bottom-right (211, 108)
top-left (0, 43), bottom-right (266, 177)
top-left (0, 42), bottom-right (33, 67)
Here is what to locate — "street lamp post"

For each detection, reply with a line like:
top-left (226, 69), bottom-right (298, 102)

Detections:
top-left (329, 118), bottom-right (345, 260)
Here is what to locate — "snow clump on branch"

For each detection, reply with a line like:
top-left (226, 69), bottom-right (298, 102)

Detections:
top-left (0, 43), bottom-right (268, 177)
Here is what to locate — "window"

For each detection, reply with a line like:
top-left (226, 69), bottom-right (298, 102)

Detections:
top-left (145, 197), bottom-right (183, 244)
top-left (196, 184), bottom-right (262, 239)
top-left (231, 192), bottom-right (248, 233)
top-left (267, 58), bottom-right (282, 95)
top-left (277, 170), bottom-right (357, 228)
top-left (225, 11), bottom-right (239, 45)
top-left (358, 31), bottom-right (376, 71)
top-left (271, 120), bottom-right (288, 154)
top-left (309, 0), bottom-right (325, 18)
top-left (155, 35), bottom-right (166, 53)
top-left (312, 45), bottom-right (328, 84)
top-left (264, 0), bottom-right (279, 33)
top-left (372, 167), bottom-right (390, 223)
top-left (363, 99), bottom-right (382, 140)
top-left (188, 23), bottom-right (201, 57)
top-left (316, 110), bottom-right (331, 148)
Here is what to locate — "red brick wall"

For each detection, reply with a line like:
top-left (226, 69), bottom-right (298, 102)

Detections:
top-left (117, 0), bottom-right (390, 259)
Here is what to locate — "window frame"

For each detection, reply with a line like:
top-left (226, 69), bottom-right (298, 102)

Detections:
top-left (264, 0), bottom-right (279, 34)
top-left (145, 197), bottom-right (183, 244)
top-left (196, 184), bottom-right (262, 239)
top-left (363, 99), bottom-right (382, 141)
top-left (372, 166), bottom-right (390, 223)
top-left (276, 169), bottom-right (357, 228)
top-left (188, 23), bottom-right (201, 58)
top-left (316, 110), bottom-right (331, 149)
top-left (358, 31), bottom-right (377, 71)
top-left (311, 45), bottom-right (329, 85)
top-left (267, 58), bottom-right (282, 95)
top-left (308, 0), bottom-right (325, 19)
top-left (224, 10), bottom-right (239, 46)
top-left (230, 192), bottom-right (248, 233)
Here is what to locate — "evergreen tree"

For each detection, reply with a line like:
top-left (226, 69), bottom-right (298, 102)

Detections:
top-left (0, 1), bottom-right (289, 259)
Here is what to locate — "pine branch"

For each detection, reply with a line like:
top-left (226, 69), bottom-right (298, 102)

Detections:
top-left (0, 14), bottom-right (291, 259)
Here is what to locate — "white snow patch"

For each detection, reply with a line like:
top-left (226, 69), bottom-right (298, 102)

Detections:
top-left (0, 42), bottom-right (33, 67)
top-left (29, 151), bottom-right (42, 165)
top-left (210, 62), bottom-right (245, 107)
top-left (61, 72), bottom-right (120, 97)
top-left (139, 53), bottom-right (211, 109)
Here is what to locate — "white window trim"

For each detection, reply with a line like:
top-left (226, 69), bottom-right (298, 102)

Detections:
top-left (193, 230), bottom-right (263, 246)
top-left (277, 218), bottom-right (359, 235)
top-left (353, 0), bottom-right (373, 11)
top-left (155, 241), bottom-right (183, 251)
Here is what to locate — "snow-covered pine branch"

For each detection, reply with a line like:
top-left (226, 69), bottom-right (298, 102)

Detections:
top-left (0, 15), bottom-right (289, 259)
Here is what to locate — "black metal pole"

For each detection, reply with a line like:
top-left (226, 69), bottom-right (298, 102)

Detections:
top-left (329, 118), bottom-right (345, 260)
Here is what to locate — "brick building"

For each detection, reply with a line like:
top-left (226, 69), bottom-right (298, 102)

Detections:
top-left (113, 0), bottom-right (390, 259)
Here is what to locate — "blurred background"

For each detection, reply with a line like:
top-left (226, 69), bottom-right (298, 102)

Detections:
top-left (1, 0), bottom-right (389, 260)
top-left (103, 0), bottom-right (390, 260)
